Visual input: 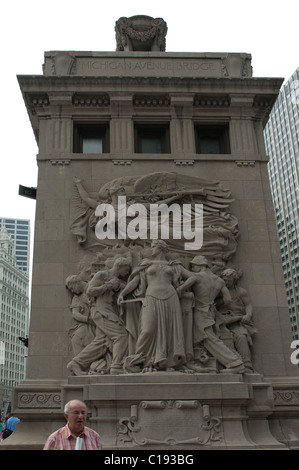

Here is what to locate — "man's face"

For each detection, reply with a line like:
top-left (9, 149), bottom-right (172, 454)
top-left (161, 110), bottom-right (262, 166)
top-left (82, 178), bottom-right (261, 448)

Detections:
top-left (65, 400), bottom-right (87, 436)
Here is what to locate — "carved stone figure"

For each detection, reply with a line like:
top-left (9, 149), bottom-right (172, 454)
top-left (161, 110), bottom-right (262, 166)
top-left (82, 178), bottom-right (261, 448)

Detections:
top-left (218, 268), bottom-right (257, 372)
top-left (67, 257), bottom-right (131, 375)
top-left (118, 240), bottom-right (195, 372)
top-left (66, 171), bottom-right (256, 376)
top-left (66, 275), bottom-right (95, 356)
top-left (177, 256), bottom-right (246, 374)
top-left (115, 16), bottom-right (167, 52)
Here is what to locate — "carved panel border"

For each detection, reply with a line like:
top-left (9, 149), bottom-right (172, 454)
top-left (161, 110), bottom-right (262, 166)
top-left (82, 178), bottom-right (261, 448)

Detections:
top-left (118, 400), bottom-right (223, 447)
top-left (274, 390), bottom-right (299, 406)
top-left (17, 391), bottom-right (62, 409)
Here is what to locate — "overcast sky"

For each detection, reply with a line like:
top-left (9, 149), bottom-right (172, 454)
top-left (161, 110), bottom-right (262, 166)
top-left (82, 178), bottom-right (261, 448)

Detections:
top-left (0, 0), bottom-right (298, 235)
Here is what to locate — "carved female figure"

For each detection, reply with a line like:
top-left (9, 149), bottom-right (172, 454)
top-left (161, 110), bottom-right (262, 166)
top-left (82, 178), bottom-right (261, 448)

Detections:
top-left (118, 240), bottom-right (194, 371)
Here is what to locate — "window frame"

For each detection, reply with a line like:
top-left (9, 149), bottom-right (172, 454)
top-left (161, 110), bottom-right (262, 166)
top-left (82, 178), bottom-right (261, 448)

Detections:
top-left (73, 122), bottom-right (110, 154)
top-left (134, 122), bottom-right (170, 154)
top-left (194, 124), bottom-right (230, 155)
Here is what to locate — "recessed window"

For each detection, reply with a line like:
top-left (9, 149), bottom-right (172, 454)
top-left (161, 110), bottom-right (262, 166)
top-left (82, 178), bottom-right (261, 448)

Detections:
top-left (195, 125), bottom-right (230, 154)
top-left (134, 124), bottom-right (170, 154)
top-left (73, 123), bottom-right (110, 153)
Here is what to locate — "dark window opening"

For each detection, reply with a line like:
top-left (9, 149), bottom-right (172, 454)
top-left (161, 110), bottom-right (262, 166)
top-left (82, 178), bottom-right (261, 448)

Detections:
top-left (134, 124), bottom-right (170, 154)
top-left (73, 123), bottom-right (110, 153)
top-left (195, 125), bottom-right (230, 154)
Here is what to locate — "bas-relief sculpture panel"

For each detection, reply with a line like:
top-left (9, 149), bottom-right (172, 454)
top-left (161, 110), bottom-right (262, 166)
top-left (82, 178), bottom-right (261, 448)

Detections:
top-left (66, 172), bottom-right (257, 376)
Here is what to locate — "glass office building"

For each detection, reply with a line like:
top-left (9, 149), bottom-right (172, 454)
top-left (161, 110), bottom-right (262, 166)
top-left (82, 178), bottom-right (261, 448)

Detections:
top-left (0, 228), bottom-right (29, 415)
top-left (264, 67), bottom-right (299, 339)
top-left (0, 218), bottom-right (30, 275)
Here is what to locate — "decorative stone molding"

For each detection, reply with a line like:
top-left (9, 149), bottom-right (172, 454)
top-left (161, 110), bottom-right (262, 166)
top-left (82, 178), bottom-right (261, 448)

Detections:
top-left (174, 159), bottom-right (194, 166)
top-left (235, 160), bottom-right (256, 166)
top-left (133, 95), bottom-right (170, 107)
top-left (118, 400), bottom-right (222, 446)
top-left (27, 94), bottom-right (49, 115)
top-left (47, 53), bottom-right (76, 75)
top-left (253, 97), bottom-right (273, 109)
top-left (17, 391), bottom-right (61, 409)
top-left (29, 95), bottom-right (49, 107)
top-left (50, 160), bottom-right (71, 166)
top-left (194, 95), bottom-right (230, 107)
top-left (274, 390), bottom-right (299, 406)
top-left (221, 54), bottom-right (252, 78)
top-left (73, 94), bottom-right (110, 106)
top-left (112, 160), bottom-right (132, 165)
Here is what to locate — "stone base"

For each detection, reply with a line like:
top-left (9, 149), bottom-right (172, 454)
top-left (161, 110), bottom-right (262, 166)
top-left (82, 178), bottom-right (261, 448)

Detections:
top-left (2, 373), bottom-right (299, 450)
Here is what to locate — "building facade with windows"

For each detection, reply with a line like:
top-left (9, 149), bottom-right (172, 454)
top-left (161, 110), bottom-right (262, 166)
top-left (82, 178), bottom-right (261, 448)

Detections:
top-left (0, 228), bottom-right (29, 416)
top-left (0, 218), bottom-right (31, 275)
top-left (264, 67), bottom-right (299, 340)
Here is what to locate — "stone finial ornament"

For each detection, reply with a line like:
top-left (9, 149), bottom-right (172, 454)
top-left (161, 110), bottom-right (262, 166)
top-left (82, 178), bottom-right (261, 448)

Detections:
top-left (115, 15), bottom-right (167, 51)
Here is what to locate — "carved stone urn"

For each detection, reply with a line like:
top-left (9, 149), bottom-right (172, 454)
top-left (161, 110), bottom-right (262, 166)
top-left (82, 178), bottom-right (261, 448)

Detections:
top-left (115, 15), bottom-right (167, 52)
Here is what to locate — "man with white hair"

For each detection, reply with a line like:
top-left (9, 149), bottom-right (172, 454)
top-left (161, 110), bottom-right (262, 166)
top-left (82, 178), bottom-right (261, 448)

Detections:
top-left (43, 400), bottom-right (102, 450)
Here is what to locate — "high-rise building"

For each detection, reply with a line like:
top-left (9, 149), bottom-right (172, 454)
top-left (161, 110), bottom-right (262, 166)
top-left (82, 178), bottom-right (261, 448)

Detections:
top-left (0, 228), bottom-right (29, 415)
top-left (264, 67), bottom-right (299, 340)
top-left (0, 218), bottom-right (30, 275)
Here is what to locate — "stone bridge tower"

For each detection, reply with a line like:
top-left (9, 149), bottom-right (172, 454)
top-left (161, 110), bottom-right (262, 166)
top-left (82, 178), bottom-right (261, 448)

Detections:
top-left (4, 16), bottom-right (299, 449)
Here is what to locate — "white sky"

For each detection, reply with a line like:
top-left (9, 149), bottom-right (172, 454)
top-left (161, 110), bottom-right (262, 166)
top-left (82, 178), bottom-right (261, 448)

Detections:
top-left (0, 0), bottom-right (298, 239)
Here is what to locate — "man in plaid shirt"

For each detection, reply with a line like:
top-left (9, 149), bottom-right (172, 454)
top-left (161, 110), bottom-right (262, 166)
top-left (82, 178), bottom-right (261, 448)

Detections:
top-left (43, 399), bottom-right (102, 450)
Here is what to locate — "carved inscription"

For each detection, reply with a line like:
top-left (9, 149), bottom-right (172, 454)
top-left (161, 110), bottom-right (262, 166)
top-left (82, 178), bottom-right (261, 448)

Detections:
top-left (76, 59), bottom-right (221, 77)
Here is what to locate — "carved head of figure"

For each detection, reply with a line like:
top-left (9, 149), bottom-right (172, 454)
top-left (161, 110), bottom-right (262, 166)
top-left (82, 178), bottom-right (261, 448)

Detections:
top-left (113, 257), bottom-right (131, 279)
top-left (151, 239), bottom-right (169, 256)
top-left (190, 255), bottom-right (209, 272)
top-left (221, 268), bottom-right (243, 288)
top-left (65, 275), bottom-right (86, 295)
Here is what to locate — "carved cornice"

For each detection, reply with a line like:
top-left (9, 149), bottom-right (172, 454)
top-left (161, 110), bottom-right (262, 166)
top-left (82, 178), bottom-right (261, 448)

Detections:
top-left (73, 93), bottom-right (110, 106)
top-left (194, 95), bottom-right (230, 107)
top-left (18, 75), bottom-right (284, 94)
top-left (253, 95), bottom-right (275, 109)
top-left (26, 93), bottom-right (49, 115)
top-left (112, 160), bottom-right (132, 165)
top-left (133, 94), bottom-right (170, 107)
top-left (174, 159), bottom-right (194, 166)
top-left (50, 159), bottom-right (71, 166)
top-left (235, 160), bottom-right (256, 166)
